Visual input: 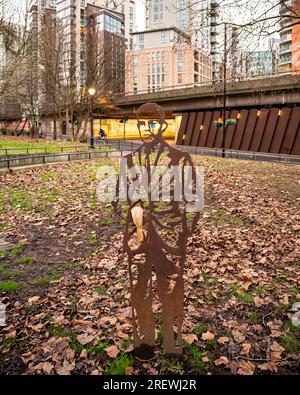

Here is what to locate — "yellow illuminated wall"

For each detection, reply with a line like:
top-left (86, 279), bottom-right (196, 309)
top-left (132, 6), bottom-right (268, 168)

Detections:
top-left (93, 118), bottom-right (176, 140)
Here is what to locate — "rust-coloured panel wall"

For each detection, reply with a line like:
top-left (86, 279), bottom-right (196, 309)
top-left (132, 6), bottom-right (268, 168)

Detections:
top-left (197, 111), bottom-right (212, 147)
top-left (225, 110), bottom-right (239, 149)
top-left (176, 113), bottom-right (188, 145)
top-left (231, 110), bottom-right (249, 150)
top-left (206, 111), bottom-right (221, 148)
top-left (184, 112), bottom-right (196, 146)
top-left (175, 107), bottom-right (300, 155)
top-left (215, 111), bottom-right (230, 148)
top-left (280, 108), bottom-right (300, 154)
top-left (190, 112), bottom-right (204, 146)
top-left (269, 108), bottom-right (291, 153)
top-left (249, 109), bottom-right (269, 152)
top-left (240, 109), bottom-right (258, 151)
top-left (291, 121), bottom-right (300, 155)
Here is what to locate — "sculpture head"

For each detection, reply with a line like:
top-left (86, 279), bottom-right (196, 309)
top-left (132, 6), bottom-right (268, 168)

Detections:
top-left (137, 103), bottom-right (168, 143)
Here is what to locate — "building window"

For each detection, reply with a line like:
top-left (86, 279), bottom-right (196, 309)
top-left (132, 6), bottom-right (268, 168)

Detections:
top-left (178, 74), bottom-right (183, 84)
top-left (138, 33), bottom-right (144, 49)
top-left (161, 31), bottom-right (169, 44)
top-left (178, 50), bottom-right (183, 61)
top-left (157, 52), bottom-right (161, 61)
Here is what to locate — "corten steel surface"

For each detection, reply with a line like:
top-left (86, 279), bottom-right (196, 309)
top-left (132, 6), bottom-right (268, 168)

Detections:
top-left (113, 103), bottom-right (200, 357)
top-left (176, 107), bottom-right (300, 155)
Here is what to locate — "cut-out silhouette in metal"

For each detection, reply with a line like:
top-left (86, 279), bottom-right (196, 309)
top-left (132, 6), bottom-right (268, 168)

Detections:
top-left (113, 103), bottom-right (201, 358)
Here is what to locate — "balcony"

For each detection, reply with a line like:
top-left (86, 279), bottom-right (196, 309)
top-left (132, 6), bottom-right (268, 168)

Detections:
top-left (280, 34), bottom-right (292, 44)
top-left (279, 44), bottom-right (292, 55)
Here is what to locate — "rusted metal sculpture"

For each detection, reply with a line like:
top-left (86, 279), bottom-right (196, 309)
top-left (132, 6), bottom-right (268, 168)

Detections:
top-left (113, 103), bottom-right (201, 357)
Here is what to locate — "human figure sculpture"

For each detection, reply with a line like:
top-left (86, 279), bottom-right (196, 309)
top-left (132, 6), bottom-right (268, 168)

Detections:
top-left (112, 103), bottom-right (202, 357)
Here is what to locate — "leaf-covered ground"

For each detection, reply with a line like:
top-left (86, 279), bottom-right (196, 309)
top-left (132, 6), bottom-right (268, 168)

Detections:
top-left (0, 157), bottom-right (299, 375)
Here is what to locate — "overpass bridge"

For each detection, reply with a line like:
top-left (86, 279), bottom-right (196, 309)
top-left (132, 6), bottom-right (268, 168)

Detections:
top-left (102, 75), bottom-right (300, 156)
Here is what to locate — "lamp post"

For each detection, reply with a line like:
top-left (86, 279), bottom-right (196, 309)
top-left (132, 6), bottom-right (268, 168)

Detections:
top-left (222, 22), bottom-right (228, 159)
top-left (88, 87), bottom-right (96, 149)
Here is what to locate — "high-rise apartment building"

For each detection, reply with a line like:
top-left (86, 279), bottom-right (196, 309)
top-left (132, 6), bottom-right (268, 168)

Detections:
top-left (90, 0), bottom-right (136, 48)
top-left (291, 0), bottom-right (300, 74)
top-left (146, 0), bottom-right (220, 80)
top-left (126, 27), bottom-right (212, 94)
top-left (55, 1), bottom-right (125, 92)
top-left (279, 0), bottom-right (300, 74)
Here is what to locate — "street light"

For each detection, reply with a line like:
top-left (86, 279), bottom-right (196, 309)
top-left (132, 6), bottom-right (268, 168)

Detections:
top-left (120, 115), bottom-right (128, 141)
top-left (88, 87), bottom-right (96, 149)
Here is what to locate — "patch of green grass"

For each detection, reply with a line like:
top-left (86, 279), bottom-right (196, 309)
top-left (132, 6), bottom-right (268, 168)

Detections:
top-left (105, 353), bottom-right (134, 375)
top-left (289, 287), bottom-right (298, 304)
top-left (91, 340), bottom-right (112, 355)
top-left (280, 333), bottom-right (300, 353)
top-left (157, 325), bottom-right (164, 342)
top-left (2, 336), bottom-right (17, 348)
top-left (41, 315), bottom-right (53, 323)
top-left (39, 172), bottom-right (57, 180)
top-left (100, 218), bottom-right (113, 226)
top-left (0, 263), bottom-right (8, 272)
top-left (47, 324), bottom-right (69, 338)
top-left (0, 280), bottom-right (19, 293)
top-left (160, 357), bottom-right (184, 374)
top-left (194, 324), bottom-right (208, 336)
top-left (231, 283), bottom-right (253, 303)
top-left (122, 337), bottom-right (133, 350)
top-left (183, 342), bottom-right (211, 373)
top-left (89, 233), bottom-right (97, 245)
top-left (94, 285), bottom-right (107, 295)
top-left (249, 312), bottom-right (258, 323)
top-left (64, 262), bottom-right (81, 270)
top-left (278, 303), bottom-right (289, 310)
top-left (9, 240), bottom-right (27, 257)
top-left (0, 222), bottom-right (10, 229)
top-left (254, 287), bottom-right (265, 296)
top-left (2, 270), bottom-right (23, 279)
top-left (15, 256), bottom-right (34, 265)
top-left (0, 249), bottom-right (7, 258)
top-left (208, 278), bottom-right (219, 286)
top-left (46, 324), bottom-right (87, 353)
top-left (33, 271), bottom-right (61, 287)
top-left (273, 276), bottom-right (287, 284)
top-left (204, 208), bottom-right (246, 226)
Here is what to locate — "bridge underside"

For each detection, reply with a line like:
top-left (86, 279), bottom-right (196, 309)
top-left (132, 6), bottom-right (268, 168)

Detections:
top-left (176, 107), bottom-right (300, 156)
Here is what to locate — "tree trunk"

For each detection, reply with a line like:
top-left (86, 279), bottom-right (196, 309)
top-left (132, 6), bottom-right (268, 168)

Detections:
top-left (53, 111), bottom-right (57, 140)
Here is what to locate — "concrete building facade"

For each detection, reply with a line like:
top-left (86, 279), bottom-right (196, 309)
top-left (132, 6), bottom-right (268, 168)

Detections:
top-left (146, 0), bottom-right (220, 81)
top-left (126, 27), bottom-right (212, 94)
top-left (279, 0), bottom-right (300, 74)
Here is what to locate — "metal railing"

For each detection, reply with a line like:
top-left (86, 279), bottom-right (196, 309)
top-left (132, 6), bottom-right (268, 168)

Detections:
top-left (0, 143), bottom-right (118, 158)
top-left (0, 148), bottom-right (132, 170)
top-left (99, 139), bottom-right (300, 165)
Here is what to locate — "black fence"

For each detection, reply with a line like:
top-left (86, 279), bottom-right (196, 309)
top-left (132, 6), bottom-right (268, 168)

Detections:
top-left (0, 149), bottom-right (131, 170)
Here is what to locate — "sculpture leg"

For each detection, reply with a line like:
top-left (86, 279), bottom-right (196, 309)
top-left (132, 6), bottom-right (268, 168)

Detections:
top-left (129, 255), bottom-right (155, 351)
top-left (156, 274), bottom-right (184, 355)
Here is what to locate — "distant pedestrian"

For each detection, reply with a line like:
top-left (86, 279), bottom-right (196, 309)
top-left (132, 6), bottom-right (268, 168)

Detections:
top-left (99, 128), bottom-right (106, 140)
